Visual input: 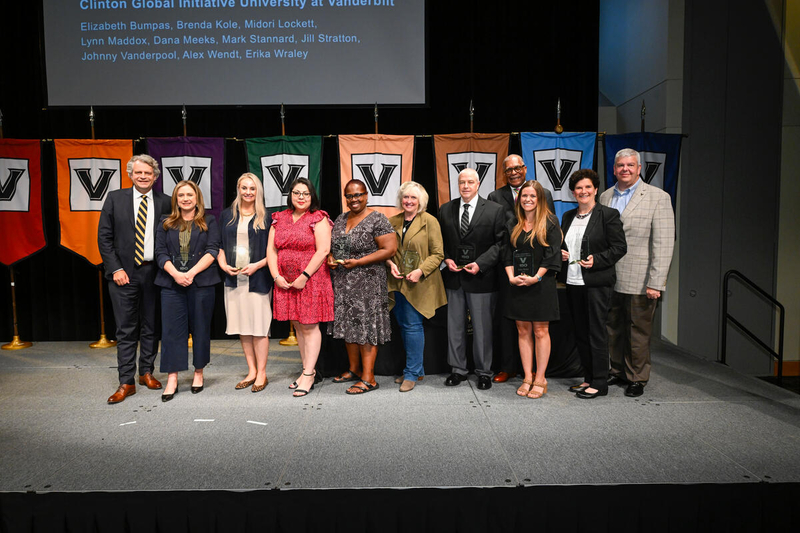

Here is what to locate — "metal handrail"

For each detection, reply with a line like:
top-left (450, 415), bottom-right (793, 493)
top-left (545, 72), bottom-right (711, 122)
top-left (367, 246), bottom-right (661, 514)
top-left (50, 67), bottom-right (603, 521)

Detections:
top-left (720, 270), bottom-right (785, 382)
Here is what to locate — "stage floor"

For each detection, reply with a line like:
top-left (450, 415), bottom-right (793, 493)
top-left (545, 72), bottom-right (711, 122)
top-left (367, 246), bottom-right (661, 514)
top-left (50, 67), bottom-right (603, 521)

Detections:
top-left (2, 339), bottom-right (799, 492)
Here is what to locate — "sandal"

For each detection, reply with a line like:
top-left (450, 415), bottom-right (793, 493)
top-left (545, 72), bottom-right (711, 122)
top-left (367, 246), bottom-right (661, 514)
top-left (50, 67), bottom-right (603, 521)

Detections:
top-left (345, 380), bottom-right (380, 395)
top-left (527, 381), bottom-right (548, 399)
top-left (293, 371), bottom-right (316, 398)
top-left (332, 370), bottom-right (361, 383)
top-left (516, 380), bottom-right (533, 397)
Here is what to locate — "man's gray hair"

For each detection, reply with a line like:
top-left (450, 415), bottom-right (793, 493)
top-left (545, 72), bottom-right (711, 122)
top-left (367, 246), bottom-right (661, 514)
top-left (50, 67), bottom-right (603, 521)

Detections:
top-left (614, 148), bottom-right (641, 166)
top-left (127, 154), bottom-right (161, 179)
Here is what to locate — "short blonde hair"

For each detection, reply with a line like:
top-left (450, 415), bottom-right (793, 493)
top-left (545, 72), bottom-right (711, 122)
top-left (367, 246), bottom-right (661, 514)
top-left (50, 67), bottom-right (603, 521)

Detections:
top-left (395, 181), bottom-right (429, 213)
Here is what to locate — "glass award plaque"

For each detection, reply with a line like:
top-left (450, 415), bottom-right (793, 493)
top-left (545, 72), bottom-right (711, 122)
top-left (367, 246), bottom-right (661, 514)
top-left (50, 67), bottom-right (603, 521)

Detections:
top-left (233, 245), bottom-right (250, 270)
top-left (580, 240), bottom-right (590, 262)
top-left (456, 244), bottom-right (476, 268)
top-left (401, 250), bottom-right (421, 275)
top-left (569, 240), bottom-right (590, 264)
top-left (331, 235), bottom-right (351, 263)
top-left (172, 253), bottom-right (195, 273)
top-left (513, 251), bottom-right (533, 277)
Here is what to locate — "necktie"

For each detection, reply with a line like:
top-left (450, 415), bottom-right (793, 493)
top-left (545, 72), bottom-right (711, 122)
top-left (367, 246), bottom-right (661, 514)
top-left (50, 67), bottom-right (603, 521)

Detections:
top-left (460, 203), bottom-right (470, 236)
top-left (512, 187), bottom-right (520, 201)
top-left (134, 195), bottom-right (148, 266)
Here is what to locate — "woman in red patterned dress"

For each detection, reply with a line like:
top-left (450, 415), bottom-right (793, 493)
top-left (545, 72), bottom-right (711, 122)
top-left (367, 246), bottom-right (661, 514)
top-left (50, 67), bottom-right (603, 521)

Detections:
top-left (266, 178), bottom-right (334, 397)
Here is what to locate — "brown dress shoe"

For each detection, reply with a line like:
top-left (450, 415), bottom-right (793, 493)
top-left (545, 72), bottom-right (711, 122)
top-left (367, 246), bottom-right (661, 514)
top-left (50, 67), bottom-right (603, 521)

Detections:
top-left (138, 373), bottom-right (162, 390)
top-left (493, 371), bottom-right (516, 383)
top-left (108, 384), bottom-right (136, 404)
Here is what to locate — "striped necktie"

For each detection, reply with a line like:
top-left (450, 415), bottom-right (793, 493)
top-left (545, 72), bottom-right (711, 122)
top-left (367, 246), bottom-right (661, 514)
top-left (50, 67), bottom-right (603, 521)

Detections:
top-left (460, 203), bottom-right (470, 236)
top-left (134, 195), bottom-right (148, 266)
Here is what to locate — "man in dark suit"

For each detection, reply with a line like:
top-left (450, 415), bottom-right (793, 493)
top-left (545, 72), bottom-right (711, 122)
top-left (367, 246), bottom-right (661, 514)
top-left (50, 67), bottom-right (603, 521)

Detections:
top-left (487, 154), bottom-right (554, 383)
top-left (439, 168), bottom-right (507, 390)
top-left (98, 154), bottom-right (171, 404)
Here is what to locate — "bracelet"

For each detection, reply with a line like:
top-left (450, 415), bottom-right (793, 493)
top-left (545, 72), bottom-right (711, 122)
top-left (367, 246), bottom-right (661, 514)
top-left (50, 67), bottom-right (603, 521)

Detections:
top-left (301, 271), bottom-right (310, 279)
top-left (536, 275), bottom-right (543, 283)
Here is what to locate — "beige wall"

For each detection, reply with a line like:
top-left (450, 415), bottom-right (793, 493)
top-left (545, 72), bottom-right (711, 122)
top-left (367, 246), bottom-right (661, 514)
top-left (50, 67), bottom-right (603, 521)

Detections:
top-left (598, 0), bottom-right (684, 343)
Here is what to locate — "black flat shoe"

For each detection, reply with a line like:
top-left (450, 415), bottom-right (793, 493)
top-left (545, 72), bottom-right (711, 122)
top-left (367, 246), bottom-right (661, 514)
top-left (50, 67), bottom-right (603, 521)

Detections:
top-left (576, 388), bottom-right (608, 399)
top-left (569, 384), bottom-right (588, 393)
top-left (162, 385), bottom-right (178, 402)
top-left (191, 384), bottom-right (204, 394)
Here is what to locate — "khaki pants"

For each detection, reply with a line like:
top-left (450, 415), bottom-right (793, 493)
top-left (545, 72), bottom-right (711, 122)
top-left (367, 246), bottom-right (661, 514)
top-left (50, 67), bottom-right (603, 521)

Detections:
top-left (607, 291), bottom-right (657, 383)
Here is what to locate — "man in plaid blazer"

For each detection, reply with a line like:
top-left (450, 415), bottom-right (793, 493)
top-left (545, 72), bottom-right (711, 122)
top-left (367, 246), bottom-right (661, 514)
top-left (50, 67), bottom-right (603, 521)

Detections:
top-left (599, 148), bottom-right (675, 397)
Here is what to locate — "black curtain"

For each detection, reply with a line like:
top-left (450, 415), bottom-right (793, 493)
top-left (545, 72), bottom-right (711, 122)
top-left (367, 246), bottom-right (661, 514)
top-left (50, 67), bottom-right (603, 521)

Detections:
top-left (0, 1), bottom-right (599, 344)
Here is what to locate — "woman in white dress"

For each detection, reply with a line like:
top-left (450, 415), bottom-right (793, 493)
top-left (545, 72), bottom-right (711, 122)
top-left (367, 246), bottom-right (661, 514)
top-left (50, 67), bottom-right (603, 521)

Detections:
top-left (218, 173), bottom-right (273, 392)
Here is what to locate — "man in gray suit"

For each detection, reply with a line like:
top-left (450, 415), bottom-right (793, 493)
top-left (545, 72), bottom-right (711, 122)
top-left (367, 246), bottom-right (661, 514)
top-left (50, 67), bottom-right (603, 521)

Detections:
top-left (599, 148), bottom-right (675, 397)
top-left (439, 168), bottom-right (507, 390)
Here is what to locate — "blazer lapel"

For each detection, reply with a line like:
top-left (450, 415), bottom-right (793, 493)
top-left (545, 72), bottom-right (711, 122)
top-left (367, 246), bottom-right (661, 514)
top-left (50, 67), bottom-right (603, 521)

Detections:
top-left (463, 198), bottom-right (485, 237)
top-left (123, 188), bottom-right (136, 230)
top-left (584, 207), bottom-right (601, 236)
top-left (403, 215), bottom-right (424, 243)
top-left (501, 186), bottom-right (515, 210)
top-left (622, 181), bottom-right (647, 219)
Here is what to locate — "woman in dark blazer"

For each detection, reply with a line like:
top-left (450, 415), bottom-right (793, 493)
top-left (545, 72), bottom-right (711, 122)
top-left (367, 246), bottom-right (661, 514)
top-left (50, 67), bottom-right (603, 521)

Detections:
top-left (218, 173), bottom-right (273, 393)
top-left (155, 180), bottom-right (222, 401)
top-left (560, 169), bottom-right (627, 399)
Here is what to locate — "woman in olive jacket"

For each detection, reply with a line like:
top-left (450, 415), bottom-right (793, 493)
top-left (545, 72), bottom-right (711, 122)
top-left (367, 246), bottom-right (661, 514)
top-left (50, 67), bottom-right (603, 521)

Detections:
top-left (386, 181), bottom-right (447, 392)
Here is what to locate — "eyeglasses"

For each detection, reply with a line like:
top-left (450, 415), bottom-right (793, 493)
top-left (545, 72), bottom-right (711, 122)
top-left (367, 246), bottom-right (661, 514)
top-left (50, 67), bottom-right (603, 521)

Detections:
top-left (504, 165), bottom-right (526, 175)
top-left (291, 190), bottom-right (311, 198)
top-left (344, 192), bottom-right (366, 200)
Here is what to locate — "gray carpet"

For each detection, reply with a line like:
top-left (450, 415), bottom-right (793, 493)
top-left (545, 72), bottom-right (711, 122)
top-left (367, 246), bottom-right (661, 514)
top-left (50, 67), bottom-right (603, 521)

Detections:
top-left (1, 339), bottom-right (799, 492)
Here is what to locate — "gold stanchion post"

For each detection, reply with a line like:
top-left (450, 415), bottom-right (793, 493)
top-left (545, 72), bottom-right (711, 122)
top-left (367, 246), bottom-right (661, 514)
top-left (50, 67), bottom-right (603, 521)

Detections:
top-left (88, 107), bottom-right (116, 349)
top-left (280, 324), bottom-right (298, 346)
top-left (277, 104), bottom-right (298, 347)
top-left (2, 266), bottom-right (33, 350)
top-left (90, 269), bottom-right (116, 348)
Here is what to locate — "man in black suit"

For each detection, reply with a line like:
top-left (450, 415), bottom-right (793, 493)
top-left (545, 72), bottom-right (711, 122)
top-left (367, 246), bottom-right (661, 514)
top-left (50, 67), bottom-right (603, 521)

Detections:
top-left (439, 168), bottom-right (507, 390)
top-left (98, 154), bottom-right (171, 404)
top-left (487, 154), bottom-right (554, 383)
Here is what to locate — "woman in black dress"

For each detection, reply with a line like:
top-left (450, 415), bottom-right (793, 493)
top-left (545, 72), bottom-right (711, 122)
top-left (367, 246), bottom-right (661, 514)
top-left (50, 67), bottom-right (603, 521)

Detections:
top-left (504, 180), bottom-right (562, 399)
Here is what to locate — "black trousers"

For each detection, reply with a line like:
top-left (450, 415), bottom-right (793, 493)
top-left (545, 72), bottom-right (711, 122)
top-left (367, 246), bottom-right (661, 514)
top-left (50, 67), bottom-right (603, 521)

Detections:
top-left (566, 284), bottom-right (612, 391)
top-left (107, 263), bottom-right (160, 385)
top-left (160, 284), bottom-right (215, 373)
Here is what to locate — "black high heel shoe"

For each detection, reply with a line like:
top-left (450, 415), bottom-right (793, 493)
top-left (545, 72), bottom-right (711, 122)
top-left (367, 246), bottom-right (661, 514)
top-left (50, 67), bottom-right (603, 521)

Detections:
top-left (162, 385), bottom-right (178, 402)
top-left (293, 371), bottom-right (316, 397)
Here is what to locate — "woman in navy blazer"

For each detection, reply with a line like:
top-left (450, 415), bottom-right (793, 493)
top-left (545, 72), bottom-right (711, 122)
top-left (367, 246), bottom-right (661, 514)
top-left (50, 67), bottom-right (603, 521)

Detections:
top-left (155, 180), bottom-right (222, 401)
top-left (560, 169), bottom-right (627, 399)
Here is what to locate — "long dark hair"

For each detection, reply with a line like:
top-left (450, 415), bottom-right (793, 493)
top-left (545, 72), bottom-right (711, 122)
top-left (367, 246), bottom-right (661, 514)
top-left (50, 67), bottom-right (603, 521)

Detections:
top-left (286, 177), bottom-right (320, 212)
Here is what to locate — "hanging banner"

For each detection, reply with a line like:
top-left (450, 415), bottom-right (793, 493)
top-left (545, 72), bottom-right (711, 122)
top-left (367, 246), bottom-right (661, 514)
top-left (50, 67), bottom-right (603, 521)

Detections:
top-left (433, 133), bottom-right (509, 207)
top-left (338, 134), bottom-right (414, 217)
top-left (0, 139), bottom-right (46, 266)
top-left (55, 139), bottom-right (132, 265)
top-left (246, 136), bottom-right (323, 215)
top-left (603, 132), bottom-right (683, 207)
top-left (520, 132), bottom-right (597, 221)
top-left (147, 136), bottom-right (225, 219)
